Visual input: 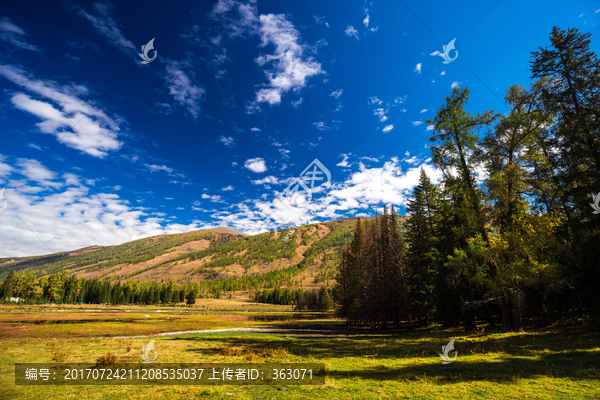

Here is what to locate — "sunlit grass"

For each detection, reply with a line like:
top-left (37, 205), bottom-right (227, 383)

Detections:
top-left (1, 309), bottom-right (598, 399)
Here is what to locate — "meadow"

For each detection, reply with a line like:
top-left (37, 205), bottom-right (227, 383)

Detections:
top-left (0, 302), bottom-right (598, 399)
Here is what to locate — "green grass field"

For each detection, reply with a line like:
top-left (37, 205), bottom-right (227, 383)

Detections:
top-left (1, 304), bottom-right (598, 399)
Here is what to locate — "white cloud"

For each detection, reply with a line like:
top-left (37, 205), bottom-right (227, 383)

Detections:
top-left (344, 26), bottom-right (359, 40)
top-left (251, 175), bottom-right (279, 185)
top-left (211, 0), bottom-right (260, 38)
top-left (412, 121), bottom-right (423, 126)
top-left (374, 108), bottom-right (388, 122)
top-left (0, 17), bottom-right (41, 52)
top-left (201, 193), bottom-right (223, 202)
top-left (16, 158), bottom-right (62, 189)
top-left (382, 125), bottom-right (394, 132)
top-left (72, 2), bottom-right (136, 55)
top-left (414, 63), bottom-right (422, 74)
top-left (330, 89), bottom-right (343, 99)
top-left (243, 158), bottom-right (444, 232)
top-left (337, 153), bottom-right (351, 167)
top-left (164, 60), bottom-right (205, 118)
top-left (144, 164), bottom-right (174, 174)
top-left (0, 64), bottom-right (122, 158)
top-left (232, 161), bottom-right (238, 166)
top-left (291, 97), bottom-right (303, 107)
top-left (596, 8), bottom-right (600, 13)
top-left (252, 14), bottom-right (323, 107)
top-left (314, 15), bottom-right (329, 28)
top-left (426, 125), bottom-right (435, 131)
top-left (219, 135), bottom-right (235, 146)
top-left (313, 122), bottom-right (331, 131)
top-left (222, 185), bottom-right (234, 191)
top-left (361, 156), bottom-right (380, 162)
top-left (420, 109), bottom-right (427, 113)
top-left (368, 96), bottom-right (383, 105)
top-left (0, 160), bottom-right (211, 256)
top-left (251, 127), bottom-right (261, 132)
top-left (244, 157), bottom-right (267, 173)
top-left (451, 81), bottom-right (460, 88)
top-left (441, 71), bottom-right (446, 76)
top-left (278, 148), bottom-right (290, 158)
top-left (315, 158), bottom-right (443, 220)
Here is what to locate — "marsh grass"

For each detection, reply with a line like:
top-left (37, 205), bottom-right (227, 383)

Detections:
top-left (0, 307), bottom-right (598, 399)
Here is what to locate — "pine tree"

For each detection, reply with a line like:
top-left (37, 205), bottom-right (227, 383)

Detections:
top-left (1, 271), bottom-right (15, 300)
top-left (186, 289), bottom-right (196, 306)
top-left (530, 26), bottom-right (600, 315)
top-left (406, 168), bottom-right (440, 325)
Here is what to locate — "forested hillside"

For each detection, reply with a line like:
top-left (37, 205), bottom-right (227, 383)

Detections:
top-left (0, 218), bottom-right (390, 305)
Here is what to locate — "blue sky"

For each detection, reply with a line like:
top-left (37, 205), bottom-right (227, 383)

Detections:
top-left (0, 0), bottom-right (598, 256)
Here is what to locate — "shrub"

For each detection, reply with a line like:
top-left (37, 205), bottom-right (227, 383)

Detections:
top-left (96, 352), bottom-right (118, 366)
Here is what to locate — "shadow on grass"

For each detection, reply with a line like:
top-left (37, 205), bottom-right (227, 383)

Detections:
top-left (327, 350), bottom-right (600, 383)
top-left (170, 326), bottom-right (600, 382)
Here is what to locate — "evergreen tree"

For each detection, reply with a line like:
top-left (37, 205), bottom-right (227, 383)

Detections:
top-left (1, 271), bottom-right (15, 299)
top-left (530, 26), bottom-right (600, 315)
top-left (186, 290), bottom-right (196, 306)
top-left (406, 168), bottom-right (440, 325)
top-left (317, 286), bottom-right (333, 311)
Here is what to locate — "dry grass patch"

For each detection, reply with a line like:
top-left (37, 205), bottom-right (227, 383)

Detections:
top-left (51, 352), bottom-right (68, 362)
top-left (96, 352), bottom-right (118, 366)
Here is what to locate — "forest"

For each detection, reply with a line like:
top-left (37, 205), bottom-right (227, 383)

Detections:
top-left (334, 27), bottom-right (600, 332)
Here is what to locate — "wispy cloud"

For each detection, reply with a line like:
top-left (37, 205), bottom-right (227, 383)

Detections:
top-left (382, 125), bottom-right (394, 132)
top-left (374, 108), bottom-right (388, 122)
top-left (0, 64), bottom-right (122, 158)
top-left (144, 164), bottom-right (174, 174)
top-left (219, 136), bottom-right (235, 146)
top-left (164, 60), bottom-right (205, 118)
top-left (0, 17), bottom-right (41, 52)
top-left (414, 63), bottom-right (422, 74)
top-left (72, 2), bottom-right (136, 56)
top-left (313, 121), bottom-right (331, 131)
top-left (344, 26), bottom-right (359, 40)
top-left (252, 14), bottom-right (323, 108)
top-left (337, 153), bottom-right (351, 167)
top-left (330, 89), bottom-right (343, 99)
top-left (314, 15), bottom-right (329, 28)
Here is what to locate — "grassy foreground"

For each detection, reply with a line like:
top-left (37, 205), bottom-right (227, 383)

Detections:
top-left (0, 306), bottom-right (599, 400)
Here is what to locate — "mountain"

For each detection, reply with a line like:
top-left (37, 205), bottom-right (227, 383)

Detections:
top-left (0, 218), bottom-right (394, 290)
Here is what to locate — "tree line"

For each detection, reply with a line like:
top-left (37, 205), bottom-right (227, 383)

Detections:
top-left (253, 287), bottom-right (334, 311)
top-left (334, 26), bottom-right (600, 332)
top-left (1, 270), bottom-right (206, 306)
